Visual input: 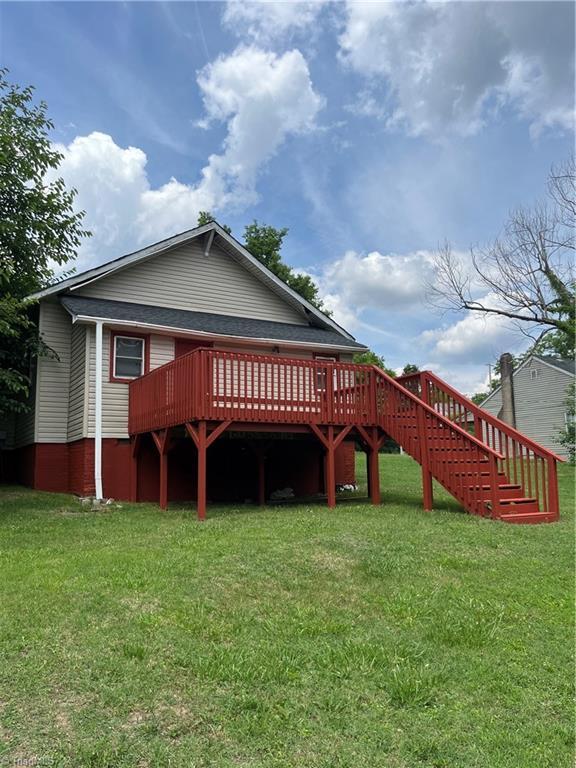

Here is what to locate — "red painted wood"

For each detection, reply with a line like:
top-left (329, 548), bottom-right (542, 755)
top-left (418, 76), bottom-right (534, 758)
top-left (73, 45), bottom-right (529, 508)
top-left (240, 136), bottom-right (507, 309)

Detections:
top-left (197, 420), bottom-right (207, 521)
top-left (126, 348), bottom-right (561, 523)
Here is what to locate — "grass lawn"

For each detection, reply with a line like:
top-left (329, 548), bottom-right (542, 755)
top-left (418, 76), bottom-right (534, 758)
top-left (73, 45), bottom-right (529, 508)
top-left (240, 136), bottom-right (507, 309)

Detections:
top-left (0, 454), bottom-right (573, 767)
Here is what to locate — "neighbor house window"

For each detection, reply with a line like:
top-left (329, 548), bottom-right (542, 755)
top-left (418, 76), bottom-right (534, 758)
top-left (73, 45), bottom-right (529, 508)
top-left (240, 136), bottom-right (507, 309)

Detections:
top-left (113, 335), bottom-right (145, 380)
top-left (530, 369), bottom-right (541, 380)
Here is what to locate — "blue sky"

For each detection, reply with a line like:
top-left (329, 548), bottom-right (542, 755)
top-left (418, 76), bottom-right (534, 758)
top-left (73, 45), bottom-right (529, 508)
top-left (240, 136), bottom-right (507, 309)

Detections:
top-left (2, 1), bottom-right (574, 392)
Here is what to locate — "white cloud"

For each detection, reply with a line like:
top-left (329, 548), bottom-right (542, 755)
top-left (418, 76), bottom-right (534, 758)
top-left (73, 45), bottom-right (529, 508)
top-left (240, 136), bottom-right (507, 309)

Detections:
top-left (223, 1), bottom-right (327, 43)
top-left (309, 249), bottom-right (435, 329)
top-left (194, 46), bottom-right (323, 209)
top-left (420, 293), bottom-right (528, 363)
top-left (339, 0), bottom-right (574, 137)
top-left (51, 46), bottom-right (323, 267)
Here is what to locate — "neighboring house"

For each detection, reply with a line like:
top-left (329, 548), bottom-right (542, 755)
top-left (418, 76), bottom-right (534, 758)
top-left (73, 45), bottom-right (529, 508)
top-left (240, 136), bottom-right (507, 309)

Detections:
top-left (480, 355), bottom-right (575, 459)
top-left (1, 223), bottom-right (367, 502)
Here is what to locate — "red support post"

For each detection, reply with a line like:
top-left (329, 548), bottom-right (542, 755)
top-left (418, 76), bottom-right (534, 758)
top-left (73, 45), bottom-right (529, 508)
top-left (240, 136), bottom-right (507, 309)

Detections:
top-left (130, 435), bottom-right (140, 502)
top-left (159, 452), bottom-right (168, 510)
top-left (368, 428), bottom-right (381, 505)
top-left (326, 425), bottom-right (336, 508)
top-left (417, 405), bottom-right (433, 511)
top-left (197, 420), bottom-right (207, 521)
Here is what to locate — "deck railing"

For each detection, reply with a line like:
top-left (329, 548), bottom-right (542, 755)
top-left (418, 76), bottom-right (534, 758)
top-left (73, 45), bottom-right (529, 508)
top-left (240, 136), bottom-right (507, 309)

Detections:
top-left (128, 348), bottom-right (378, 433)
top-left (396, 370), bottom-right (563, 517)
top-left (129, 348), bottom-right (513, 517)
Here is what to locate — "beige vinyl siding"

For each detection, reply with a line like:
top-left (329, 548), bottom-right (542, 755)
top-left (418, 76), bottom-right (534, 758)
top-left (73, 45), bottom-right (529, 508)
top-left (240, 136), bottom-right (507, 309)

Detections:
top-left (77, 241), bottom-right (307, 325)
top-left (67, 324), bottom-right (88, 441)
top-left (87, 330), bottom-right (175, 438)
top-left (36, 301), bottom-right (72, 443)
top-left (481, 359), bottom-right (574, 458)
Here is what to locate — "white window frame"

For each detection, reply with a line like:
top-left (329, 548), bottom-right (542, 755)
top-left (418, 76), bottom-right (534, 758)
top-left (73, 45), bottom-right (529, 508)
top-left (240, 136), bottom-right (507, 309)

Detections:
top-left (113, 335), bottom-right (145, 380)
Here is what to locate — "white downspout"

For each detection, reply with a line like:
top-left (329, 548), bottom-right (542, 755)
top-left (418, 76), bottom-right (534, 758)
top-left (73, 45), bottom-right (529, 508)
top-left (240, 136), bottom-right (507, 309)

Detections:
top-left (94, 320), bottom-right (103, 500)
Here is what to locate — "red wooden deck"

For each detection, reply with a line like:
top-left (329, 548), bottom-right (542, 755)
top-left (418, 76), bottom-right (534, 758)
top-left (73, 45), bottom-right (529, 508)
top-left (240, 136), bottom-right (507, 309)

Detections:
top-left (128, 348), bottom-right (562, 523)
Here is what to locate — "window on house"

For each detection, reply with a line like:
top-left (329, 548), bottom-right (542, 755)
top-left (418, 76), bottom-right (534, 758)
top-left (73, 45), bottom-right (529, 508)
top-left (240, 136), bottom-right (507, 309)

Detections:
top-left (530, 369), bottom-right (541, 380)
top-left (113, 336), bottom-right (145, 379)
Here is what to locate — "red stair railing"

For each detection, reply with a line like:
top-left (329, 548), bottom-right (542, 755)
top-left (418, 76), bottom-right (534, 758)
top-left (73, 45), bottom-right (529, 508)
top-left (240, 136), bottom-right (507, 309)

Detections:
top-left (372, 366), bottom-right (505, 517)
top-left (397, 370), bottom-right (563, 518)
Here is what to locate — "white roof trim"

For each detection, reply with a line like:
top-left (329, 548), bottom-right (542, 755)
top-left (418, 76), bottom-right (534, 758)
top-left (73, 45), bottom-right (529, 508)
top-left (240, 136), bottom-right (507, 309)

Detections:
top-left (28, 222), bottom-right (355, 341)
top-left (69, 313), bottom-right (368, 354)
top-left (481, 354), bottom-right (574, 407)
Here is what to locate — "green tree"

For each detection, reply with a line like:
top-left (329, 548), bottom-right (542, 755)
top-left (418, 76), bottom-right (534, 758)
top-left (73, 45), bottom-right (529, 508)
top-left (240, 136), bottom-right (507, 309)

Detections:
top-left (197, 210), bottom-right (231, 234)
top-left (353, 350), bottom-right (396, 378)
top-left (401, 363), bottom-right (419, 375)
top-left (0, 71), bottom-right (89, 416)
top-left (243, 221), bottom-right (326, 311)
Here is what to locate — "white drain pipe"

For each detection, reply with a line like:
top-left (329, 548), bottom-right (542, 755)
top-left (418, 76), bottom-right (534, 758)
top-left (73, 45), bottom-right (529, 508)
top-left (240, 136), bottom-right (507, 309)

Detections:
top-left (94, 320), bottom-right (103, 500)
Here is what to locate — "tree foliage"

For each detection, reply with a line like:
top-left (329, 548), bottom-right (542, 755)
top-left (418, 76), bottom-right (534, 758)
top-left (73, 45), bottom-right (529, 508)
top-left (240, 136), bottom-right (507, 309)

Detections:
top-left (0, 71), bottom-right (89, 416)
top-left (353, 350), bottom-right (396, 378)
top-left (401, 363), bottom-right (419, 376)
top-left (243, 221), bottom-right (326, 311)
top-left (430, 157), bottom-right (575, 356)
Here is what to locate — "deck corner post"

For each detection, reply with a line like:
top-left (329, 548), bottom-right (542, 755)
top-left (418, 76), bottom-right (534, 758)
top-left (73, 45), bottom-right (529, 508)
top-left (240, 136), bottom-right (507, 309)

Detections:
top-left (197, 420), bottom-right (207, 521)
top-left (326, 425), bottom-right (336, 509)
top-left (368, 428), bottom-right (381, 506)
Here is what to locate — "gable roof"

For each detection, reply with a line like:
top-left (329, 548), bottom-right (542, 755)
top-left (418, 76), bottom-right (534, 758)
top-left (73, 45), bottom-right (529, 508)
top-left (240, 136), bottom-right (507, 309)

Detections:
top-left (28, 222), bottom-right (355, 341)
top-left (60, 295), bottom-right (367, 351)
top-left (481, 354), bottom-right (575, 407)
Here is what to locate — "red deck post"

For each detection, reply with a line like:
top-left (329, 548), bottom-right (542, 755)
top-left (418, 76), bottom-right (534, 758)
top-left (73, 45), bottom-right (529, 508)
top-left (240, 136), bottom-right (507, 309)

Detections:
top-left (368, 427), bottom-right (381, 505)
top-left (151, 429), bottom-right (170, 510)
top-left (130, 435), bottom-right (140, 502)
top-left (159, 453), bottom-right (168, 510)
top-left (326, 426), bottom-right (336, 508)
top-left (197, 420), bottom-right (207, 521)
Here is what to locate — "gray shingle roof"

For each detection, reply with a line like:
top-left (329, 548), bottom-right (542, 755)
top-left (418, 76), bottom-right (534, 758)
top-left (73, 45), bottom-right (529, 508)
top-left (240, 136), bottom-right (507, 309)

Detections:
top-left (60, 296), bottom-right (367, 350)
top-left (536, 356), bottom-right (575, 375)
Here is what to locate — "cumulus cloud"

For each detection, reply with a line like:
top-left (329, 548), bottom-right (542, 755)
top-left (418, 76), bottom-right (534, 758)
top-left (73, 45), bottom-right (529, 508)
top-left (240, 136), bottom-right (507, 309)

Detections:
top-left (309, 249), bottom-right (435, 329)
top-left (420, 293), bottom-right (527, 363)
top-left (339, 0), bottom-right (575, 137)
top-left (52, 46), bottom-right (322, 266)
top-left (223, 1), bottom-right (327, 43)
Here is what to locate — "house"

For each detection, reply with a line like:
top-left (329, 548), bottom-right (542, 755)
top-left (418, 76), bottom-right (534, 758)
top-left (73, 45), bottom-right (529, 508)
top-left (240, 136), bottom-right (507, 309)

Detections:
top-left (3, 223), bottom-right (367, 507)
top-left (0, 222), bottom-right (563, 523)
top-left (480, 355), bottom-right (575, 460)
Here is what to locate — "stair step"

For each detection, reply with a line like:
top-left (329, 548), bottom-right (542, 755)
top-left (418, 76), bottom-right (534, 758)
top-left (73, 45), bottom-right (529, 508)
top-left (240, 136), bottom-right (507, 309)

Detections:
top-left (499, 511), bottom-right (558, 524)
top-left (468, 484), bottom-right (523, 500)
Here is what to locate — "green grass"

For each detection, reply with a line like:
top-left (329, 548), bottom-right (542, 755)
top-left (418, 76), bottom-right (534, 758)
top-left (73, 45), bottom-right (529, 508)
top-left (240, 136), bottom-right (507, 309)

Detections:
top-left (0, 454), bottom-right (573, 767)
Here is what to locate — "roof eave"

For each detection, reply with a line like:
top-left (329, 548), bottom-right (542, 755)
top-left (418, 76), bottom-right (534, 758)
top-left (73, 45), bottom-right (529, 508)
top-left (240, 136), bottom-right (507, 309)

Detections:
top-left (67, 311), bottom-right (368, 354)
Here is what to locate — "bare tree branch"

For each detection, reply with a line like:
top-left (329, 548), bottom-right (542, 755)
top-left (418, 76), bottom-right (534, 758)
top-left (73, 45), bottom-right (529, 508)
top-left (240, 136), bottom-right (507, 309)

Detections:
top-left (428, 157), bottom-right (575, 353)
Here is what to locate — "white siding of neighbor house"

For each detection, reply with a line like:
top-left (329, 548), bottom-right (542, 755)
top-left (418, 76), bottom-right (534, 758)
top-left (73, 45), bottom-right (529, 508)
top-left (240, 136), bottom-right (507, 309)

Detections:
top-left (35, 301), bottom-right (72, 443)
top-left (76, 240), bottom-right (307, 325)
top-left (481, 358), bottom-right (574, 458)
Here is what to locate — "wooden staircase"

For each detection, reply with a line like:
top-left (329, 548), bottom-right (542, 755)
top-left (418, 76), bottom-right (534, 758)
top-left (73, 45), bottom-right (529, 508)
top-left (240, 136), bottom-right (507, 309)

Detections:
top-left (389, 369), bottom-right (562, 523)
top-left (128, 347), bottom-right (561, 522)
